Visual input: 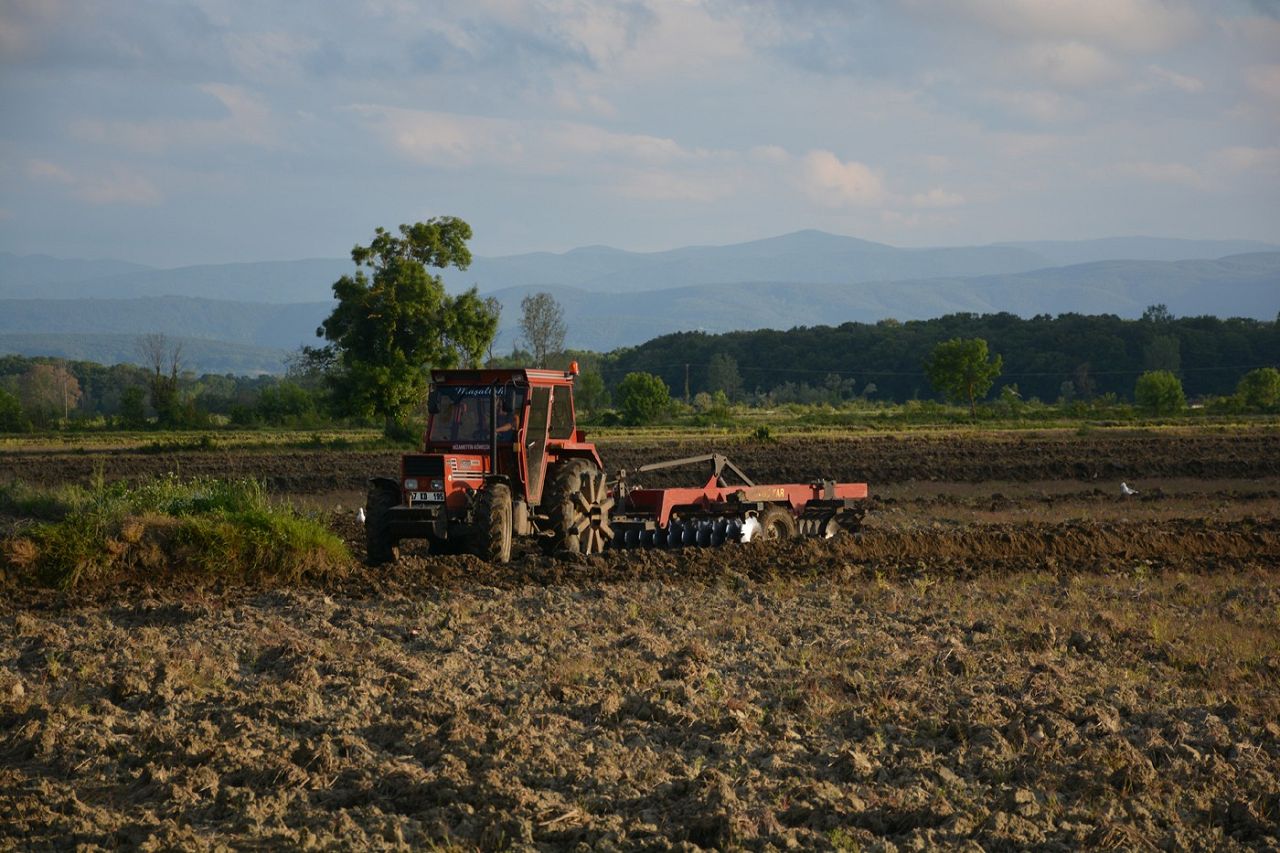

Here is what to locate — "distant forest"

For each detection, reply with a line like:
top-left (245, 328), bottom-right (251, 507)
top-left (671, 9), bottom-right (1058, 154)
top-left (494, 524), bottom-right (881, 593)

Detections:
top-left (2, 310), bottom-right (1278, 430)
top-left (599, 311), bottom-right (1280, 403)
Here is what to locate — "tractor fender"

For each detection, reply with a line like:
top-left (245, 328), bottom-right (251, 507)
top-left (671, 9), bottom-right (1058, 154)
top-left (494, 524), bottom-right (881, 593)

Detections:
top-left (369, 475), bottom-right (400, 491)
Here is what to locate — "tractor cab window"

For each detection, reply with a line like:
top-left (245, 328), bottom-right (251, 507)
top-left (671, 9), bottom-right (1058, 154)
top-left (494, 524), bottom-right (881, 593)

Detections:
top-left (548, 387), bottom-right (575, 439)
top-left (428, 386), bottom-right (524, 443)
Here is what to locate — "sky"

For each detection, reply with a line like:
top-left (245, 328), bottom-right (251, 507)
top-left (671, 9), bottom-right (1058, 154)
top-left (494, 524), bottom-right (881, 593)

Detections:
top-left (1, 0), bottom-right (1278, 267)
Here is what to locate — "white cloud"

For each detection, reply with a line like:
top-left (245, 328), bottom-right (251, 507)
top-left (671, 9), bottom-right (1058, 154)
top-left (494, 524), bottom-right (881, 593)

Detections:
top-left (350, 105), bottom-right (696, 173)
top-left (800, 150), bottom-right (886, 207)
top-left (921, 154), bottom-right (952, 173)
top-left (26, 159), bottom-right (74, 183)
top-left (77, 169), bottom-right (163, 205)
top-left (612, 170), bottom-right (733, 202)
top-left (223, 31), bottom-right (320, 80)
top-left (1110, 160), bottom-right (1208, 190)
top-left (1245, 64), bottom-right (1280, 99)
top-left (26, 159), bottom-right (161, 205)
top-left (910, 187), bottom-right (965, 208)
top-left (71, 84), bottom-right (278, 152)
top-left (910, 0), bottom-right (1199, 53)
top-left (1213, 146), bottom-right (1280, 175)
top-left (988, 89), bottom-right (1084, 123)
top-left (614, 1), bottom-right (748, 78)
top-left (0, 0), bottom-right (64, 59)
top-left (1021, 41), bottom-right (1120, 88)
top-left (1145, 64), bottom-right (1205, 93)
top-left (551, 85), bottom-right (618, 118)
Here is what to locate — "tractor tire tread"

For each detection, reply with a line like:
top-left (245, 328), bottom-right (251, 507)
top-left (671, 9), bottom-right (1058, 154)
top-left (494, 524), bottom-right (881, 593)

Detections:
top-left (365, 482), bottom-right (400, 565)
top-left (474, 483), bottom-right (513, 564)
top-left (542, 458), bottom-right (598, 554)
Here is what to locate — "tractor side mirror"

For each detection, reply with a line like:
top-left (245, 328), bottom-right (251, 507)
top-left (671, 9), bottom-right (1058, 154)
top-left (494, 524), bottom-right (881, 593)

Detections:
top-left (427, 389), bottom-right (441, 414)
top-left (501, 386), bottom-right (516, 414)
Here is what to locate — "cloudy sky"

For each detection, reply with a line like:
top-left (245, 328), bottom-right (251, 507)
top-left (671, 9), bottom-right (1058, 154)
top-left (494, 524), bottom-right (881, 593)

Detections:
top-left (2, 0), bottom-right (1278, 267)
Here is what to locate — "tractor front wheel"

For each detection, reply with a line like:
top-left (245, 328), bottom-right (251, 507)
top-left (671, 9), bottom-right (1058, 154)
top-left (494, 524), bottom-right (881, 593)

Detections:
top-left (543, 459), bottom-right (614, 555)
top-left (365, 481), bottom-right (400, 565)
top-left (473, 483), bottom-right (513, 564)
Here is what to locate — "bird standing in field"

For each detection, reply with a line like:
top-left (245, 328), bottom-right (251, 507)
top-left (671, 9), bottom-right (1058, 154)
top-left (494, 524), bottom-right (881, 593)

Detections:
top-left (357, 506), bottom-right (366, 523)
top-left (1120, 482), bottom-right (1139, 497)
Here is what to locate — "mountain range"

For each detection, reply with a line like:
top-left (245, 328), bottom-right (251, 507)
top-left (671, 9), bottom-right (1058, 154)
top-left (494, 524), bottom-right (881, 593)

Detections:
top-left (2, 232), bottom-right (1277, 374)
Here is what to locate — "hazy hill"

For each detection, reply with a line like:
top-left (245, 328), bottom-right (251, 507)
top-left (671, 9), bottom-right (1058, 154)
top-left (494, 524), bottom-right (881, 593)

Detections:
top-left (5, 232), bottom-right (1276, 303)
top-left (443, 231), bottom-right (1050, 293)
top-left (0, 252), bottom-right (152, 287)
top-left (0, 258), bottom-right (353, 302)
top-left (994, 237), bottom-right (1278, 267)
top-left (0, 296), bottom-right (328, 348)
top-left (481, 252), bottom-right (1280, 351)
top-left (0, 333), bottom-right (288, 375)
top-left (3, 253), bottom-right (1275, 368)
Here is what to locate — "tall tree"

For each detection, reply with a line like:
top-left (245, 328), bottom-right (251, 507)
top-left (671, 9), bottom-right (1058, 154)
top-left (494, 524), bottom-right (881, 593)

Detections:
top-left (925, 337), bottom-right (1003, 416)
top-left (706, 352), bottom-right (742, 400)
top-left (136, 333), bottom-right (183, 424)
top-left (317, 219), bottom-right (498, 430)
top-left (520, 292), bottom-right (567, 366)
top-left (18, 362), bottom-right (81, 428)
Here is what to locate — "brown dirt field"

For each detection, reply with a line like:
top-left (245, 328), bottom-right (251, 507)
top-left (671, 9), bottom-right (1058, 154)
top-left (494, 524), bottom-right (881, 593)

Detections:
top-left (1, 428), bottom-right (1277, 493)
top-left (2, 429), bottom-right (1278, 850)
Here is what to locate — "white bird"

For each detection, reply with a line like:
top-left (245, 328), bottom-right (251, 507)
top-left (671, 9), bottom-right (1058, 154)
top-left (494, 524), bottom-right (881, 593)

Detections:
top-left (1120, 482), bottom-right (1139, 497)
top-left (357, 506), bottom-right (366, 523)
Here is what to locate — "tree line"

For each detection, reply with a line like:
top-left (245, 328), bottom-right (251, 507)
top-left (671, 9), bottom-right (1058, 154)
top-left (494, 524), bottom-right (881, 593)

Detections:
top-left (597, 308), bottom-right (1280, 405)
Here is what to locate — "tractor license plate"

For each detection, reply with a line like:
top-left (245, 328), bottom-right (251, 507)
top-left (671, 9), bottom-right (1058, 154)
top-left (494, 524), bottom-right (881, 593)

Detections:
top-left (410, 491), bottom-right (446, 504)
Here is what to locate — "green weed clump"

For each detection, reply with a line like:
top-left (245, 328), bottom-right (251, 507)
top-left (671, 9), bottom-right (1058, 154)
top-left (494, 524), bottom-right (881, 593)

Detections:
top-left (0, 481), bottom-right (92, 520)
top-left (2, 475), bottom-right (349, 590)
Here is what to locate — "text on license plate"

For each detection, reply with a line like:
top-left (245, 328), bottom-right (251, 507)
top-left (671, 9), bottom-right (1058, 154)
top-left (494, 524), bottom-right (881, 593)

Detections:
top-left (410, 491), bottom-right (446, 503)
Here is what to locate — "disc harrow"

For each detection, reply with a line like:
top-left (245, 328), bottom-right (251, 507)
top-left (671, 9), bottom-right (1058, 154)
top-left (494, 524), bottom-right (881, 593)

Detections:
top-left (605, 454), bottom-right (868, 550)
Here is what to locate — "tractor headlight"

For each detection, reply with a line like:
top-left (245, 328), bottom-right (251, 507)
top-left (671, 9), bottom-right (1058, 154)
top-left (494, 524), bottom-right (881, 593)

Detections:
top-left (404, 478), bottom-right (418, 491)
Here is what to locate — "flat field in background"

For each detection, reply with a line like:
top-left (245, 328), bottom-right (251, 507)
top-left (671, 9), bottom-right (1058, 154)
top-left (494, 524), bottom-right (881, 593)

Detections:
top-left (1, 424), bottom-right (1277, 849)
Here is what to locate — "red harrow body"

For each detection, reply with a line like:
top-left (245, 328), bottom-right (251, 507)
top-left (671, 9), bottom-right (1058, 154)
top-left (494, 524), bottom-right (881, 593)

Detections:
top-left (608, 454), bottom-right (868, 549)
top-left (365, 367), bottom-right (868, 564)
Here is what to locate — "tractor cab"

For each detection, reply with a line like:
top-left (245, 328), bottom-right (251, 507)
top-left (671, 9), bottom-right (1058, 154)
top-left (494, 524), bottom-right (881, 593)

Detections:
top-left (426, 384), bottom-right (524, 446)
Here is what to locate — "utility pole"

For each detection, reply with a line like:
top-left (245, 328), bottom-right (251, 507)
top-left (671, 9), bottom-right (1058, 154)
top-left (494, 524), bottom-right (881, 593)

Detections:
top-left (684, 363), bottom-right (690, 403)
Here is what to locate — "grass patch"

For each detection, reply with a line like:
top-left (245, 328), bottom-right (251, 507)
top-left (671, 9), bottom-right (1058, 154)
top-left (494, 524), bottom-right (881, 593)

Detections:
top-left (0, 480), bottom-right (92, 520)
top-left (1, 475), bottom-right (349, 590)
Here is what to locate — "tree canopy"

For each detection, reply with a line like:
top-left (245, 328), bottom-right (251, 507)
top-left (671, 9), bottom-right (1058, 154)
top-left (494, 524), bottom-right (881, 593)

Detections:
top-left (1237, 367), bottom-right (1280, 410)
top-left (317, 219), bottom-right (499, 428)
top-left (1135, 370), bottom-right (1186, 415)
top-left (925, 338), bottom-right (1003, 416)
top-left (617, 372), bottom-right (670, 425)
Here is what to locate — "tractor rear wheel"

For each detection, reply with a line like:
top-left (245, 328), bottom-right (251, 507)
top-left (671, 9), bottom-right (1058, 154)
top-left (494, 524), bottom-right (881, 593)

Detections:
top-left (543, 459), bottom-right (614, 555)
top-left (758, 505), bottom-right (797, 542)
top-left (365, 481), bottom-right (400, 565)
top-left (473, 483), bottom-right (513, 564)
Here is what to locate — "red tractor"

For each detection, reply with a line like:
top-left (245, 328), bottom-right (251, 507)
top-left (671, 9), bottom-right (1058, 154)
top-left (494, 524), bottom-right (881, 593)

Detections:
top-left (365, 365), bottom-right (868, 563)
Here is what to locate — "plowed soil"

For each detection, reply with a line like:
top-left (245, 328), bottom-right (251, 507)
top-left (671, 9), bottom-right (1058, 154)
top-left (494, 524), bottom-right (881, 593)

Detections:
top-left (2, 428), bottom-right (1278, 850)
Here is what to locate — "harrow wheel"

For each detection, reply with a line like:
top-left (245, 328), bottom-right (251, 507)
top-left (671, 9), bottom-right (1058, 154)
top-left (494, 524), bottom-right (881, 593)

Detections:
top-left (544, 459), bottom-right (614, 555)
top-left (757, 505), bottom-right (797, 542)
top-left (473, 483), bottom-right (513, 564)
